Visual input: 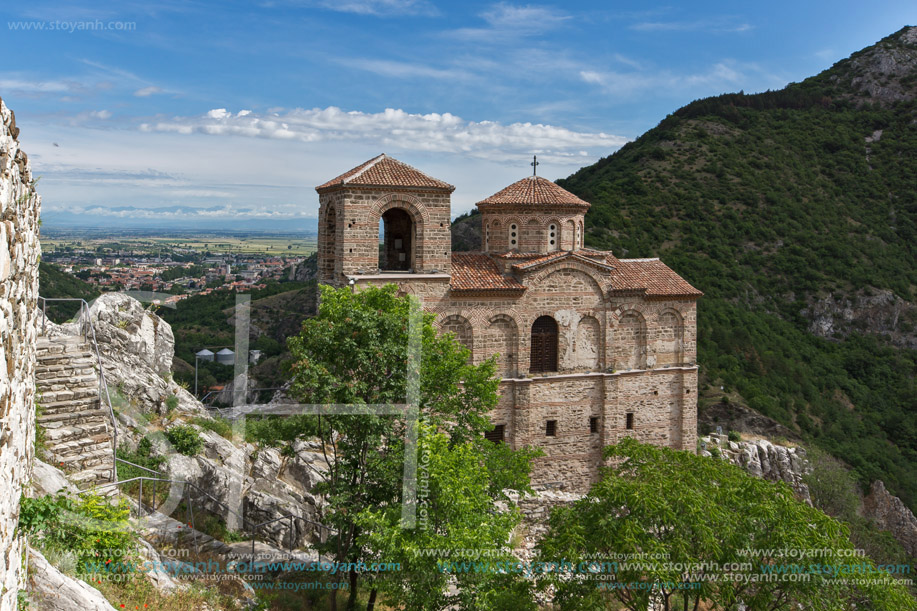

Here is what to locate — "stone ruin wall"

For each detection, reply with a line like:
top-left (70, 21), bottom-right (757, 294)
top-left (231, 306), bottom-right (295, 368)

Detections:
top-left (0, 98), bottom-right (40, 611)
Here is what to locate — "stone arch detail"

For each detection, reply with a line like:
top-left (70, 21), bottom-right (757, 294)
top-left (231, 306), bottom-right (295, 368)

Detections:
top-left (440, 313), bottom-right (474, 360)
top-left (655, 309), bottom-right (684, 367)
top-left (484, 313), bottom-right (518, 377)
top-left (615, 309), bottom-right (647, 370)
top-left (575, 314), bottom-right (601, 369)
top-left (530, 265), bottom-right (606, 298)
top-left (371, 194), bottom-right (428, 271)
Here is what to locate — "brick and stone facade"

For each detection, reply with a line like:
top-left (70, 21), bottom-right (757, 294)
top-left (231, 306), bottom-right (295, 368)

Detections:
top-left (0, 98), bottom-right (40, 611)
top-left (317, 155), bottom-right (701, 491)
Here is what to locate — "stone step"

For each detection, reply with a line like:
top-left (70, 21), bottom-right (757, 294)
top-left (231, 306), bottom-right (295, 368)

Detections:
top-left (70, 466), bottom-right (115, 489)
top-left (35, 354), bottom-right (95, 367)
top-left (35, 363), bottom-right (97, 377)
top-left (46, 431), bottom-right (111, 454)
top-left (49, 447), bottom-right (114, 472)
top-left (35, 388), bottom-right (98, 404)
top-left (38, 397), bottom-right (100, 415)
top-left (36, 343), bottom-right (93, 357)
top-left (38, 407), bottom-right (108, 425)
top-left (44, 421), bottom-right (110, 443)
top-left (34, 372), bottom-right (98, 387)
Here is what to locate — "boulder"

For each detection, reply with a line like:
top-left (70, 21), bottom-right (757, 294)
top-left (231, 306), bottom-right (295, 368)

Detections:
top-left (26, 546), bottom-right (117, 611)
top-left (31, 459), bottom-right (78, 497)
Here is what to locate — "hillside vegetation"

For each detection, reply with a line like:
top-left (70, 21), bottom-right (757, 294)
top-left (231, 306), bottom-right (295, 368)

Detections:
top-left (562, 26), bottom-right (917, 508)
top-left (38, 261), bottom-right (100, 321)
top-left (455, 27), bottom-right (917, 508)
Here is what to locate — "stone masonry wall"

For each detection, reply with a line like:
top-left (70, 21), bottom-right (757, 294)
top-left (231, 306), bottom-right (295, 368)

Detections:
top-left (0, 98), bottom-right (40, 611)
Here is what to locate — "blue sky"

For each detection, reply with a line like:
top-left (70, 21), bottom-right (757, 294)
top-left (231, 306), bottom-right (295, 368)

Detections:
top-left (2, 1), bottom-right (916, 230)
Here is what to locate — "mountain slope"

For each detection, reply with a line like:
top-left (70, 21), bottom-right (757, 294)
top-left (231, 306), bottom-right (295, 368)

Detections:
top-left (453, 26), bottom-right (917, 509)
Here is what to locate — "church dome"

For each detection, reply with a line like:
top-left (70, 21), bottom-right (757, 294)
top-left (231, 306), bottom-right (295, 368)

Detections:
top-left (477, 175), bottom-right (589, 209)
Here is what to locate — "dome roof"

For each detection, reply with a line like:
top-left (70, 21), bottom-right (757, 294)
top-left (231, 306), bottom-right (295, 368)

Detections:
top-left (477, 176), bottom-right (589, 208)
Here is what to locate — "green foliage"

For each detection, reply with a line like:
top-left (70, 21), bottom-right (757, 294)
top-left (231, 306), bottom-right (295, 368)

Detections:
top-left (116, 436), bottom-right (165, 479)
top-left (37, 262), bottom-right (100, 322)
top-left (244, 415), bottom-right (318, 455)
top-left (164, 424), bottom-right (203, 456)
top-left (193, 415), bottom-right (235, 440)
top-left (19, 493), bottom-right (135, 568)
top-left (538, 437), bottom-right (916, 610)
top-left (548, 52), bottom-right (917, 510)
top-left (727, 430), bottom-right (742, 442)
top-left (286, 284), bottom-right (536, 607)
top-left (356, 425), bottom-right (538, 610)
top-left (165, 394), bottom-right (179, 412)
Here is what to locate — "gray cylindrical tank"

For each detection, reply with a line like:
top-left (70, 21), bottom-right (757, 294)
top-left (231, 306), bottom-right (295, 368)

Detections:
top-left (196, 349), bottom-right (215, 362)
top-left (216, 348), bottom-right (235, 365)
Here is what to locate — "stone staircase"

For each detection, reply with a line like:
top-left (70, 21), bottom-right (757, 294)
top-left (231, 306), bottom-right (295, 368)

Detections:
top-left (35, 335), bottom-right (114, 488)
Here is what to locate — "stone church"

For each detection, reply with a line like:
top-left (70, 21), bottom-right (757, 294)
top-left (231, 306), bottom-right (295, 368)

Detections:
top-left (316, 154), bottom-right (702, 491)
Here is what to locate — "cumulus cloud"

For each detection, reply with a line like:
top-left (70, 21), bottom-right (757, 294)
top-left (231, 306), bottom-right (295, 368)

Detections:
top-left (134, 86), bottom-right (164, 97)
top-left (140, 106), bottom-right (627, 164)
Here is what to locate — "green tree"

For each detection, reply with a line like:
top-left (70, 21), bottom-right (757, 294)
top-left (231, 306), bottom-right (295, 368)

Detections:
top-left (538, 437), bottom-right (916, 611)
top-left (356, 424), bottom-right (538, 610)
top-left (286, 284), bottom-right (536, 610)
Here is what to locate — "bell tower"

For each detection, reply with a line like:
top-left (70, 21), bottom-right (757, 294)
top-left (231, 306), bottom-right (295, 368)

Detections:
top-left (315, 154), bottom-right (455, 286)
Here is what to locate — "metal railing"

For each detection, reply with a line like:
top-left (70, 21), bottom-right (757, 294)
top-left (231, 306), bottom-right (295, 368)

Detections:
top-left (38, 297), bottom-right (118, 483)
top-left (99, 463), bottom-right (334, 567)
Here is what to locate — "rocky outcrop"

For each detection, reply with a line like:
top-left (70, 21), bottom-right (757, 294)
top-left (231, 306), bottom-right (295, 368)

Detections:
top-left (803, 289), bottom-right (917, 349)
top-left (162, 431), bottom-right (327, 549)
top-left (863, 480), bottom-right (917, 558)
top-left (700, 434), bottom-right (811, 503)
top-left (829, 26), bottom-right (917, 107)
top-left (699, 401), bottom-right (800, 442)
top-left (0, 96), bottom-right (41, 611)
top-left (88, 293), bottom-right (204, 417)
top-left (26, 547), bottom-right (117, 611)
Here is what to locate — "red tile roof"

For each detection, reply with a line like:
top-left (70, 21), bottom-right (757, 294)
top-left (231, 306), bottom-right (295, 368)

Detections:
top-left (316, 154), bottom-right (454, 192)
top-left (610, 258), bottom-right (703, 299)
top-left (477, 176), bottom-right (590, 207)
top-left (451, 253), bottom-right (526, 293)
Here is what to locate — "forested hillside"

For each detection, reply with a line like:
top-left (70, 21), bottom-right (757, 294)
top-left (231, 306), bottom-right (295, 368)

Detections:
top-left (455, 26), bottom-right (917, 508)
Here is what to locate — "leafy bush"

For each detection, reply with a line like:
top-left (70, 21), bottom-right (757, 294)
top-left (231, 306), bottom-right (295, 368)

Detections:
top-left (165, 424), bottom-right (203, 456)
top-left (165, 395), bottom-right (179, 412)
top-left (116, 436), bottom-right (165, 480)
top-left (193, 416), bottom-right (234, 440)
top-left (19, 493), bottom-right (135, 568)
top-left (727, 430), bottom-right (742, 442)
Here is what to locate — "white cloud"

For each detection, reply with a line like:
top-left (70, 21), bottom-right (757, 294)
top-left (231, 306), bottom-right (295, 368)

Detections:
top-left (336, 58), bottom-right (472, 81)
top-left (134, 86), bottom-right (164, 97)
top-left (312, 0), bottom-right (436, 16)
top-left (580, 60), bottom-right (775, 98)
top-left (630, 19), bottom-right (753, 33)
top-left (448, 2), bottom-right (570, 41)
top-left (90, 110), bottom-right (112, 119)
top-left (139, 106), bottom-right (627, 165)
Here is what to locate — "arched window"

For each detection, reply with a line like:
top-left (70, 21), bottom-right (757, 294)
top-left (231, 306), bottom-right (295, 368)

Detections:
top-left (530, 315), bottom-right (558, 373)
top-left (575, 222), bottom-right (581, 249)
top-left (379, 208), bottom-right (414, 271)
top-left (484, 222), bottom-right (490, 251)
top-left (548, 223), bottom-right (558, 251)
top-left (508, 223), bottom-right (518, 249)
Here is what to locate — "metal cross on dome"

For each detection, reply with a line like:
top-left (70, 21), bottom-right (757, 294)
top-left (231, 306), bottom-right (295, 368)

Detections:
top-left (531, 155), bottom-right (539, 176)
